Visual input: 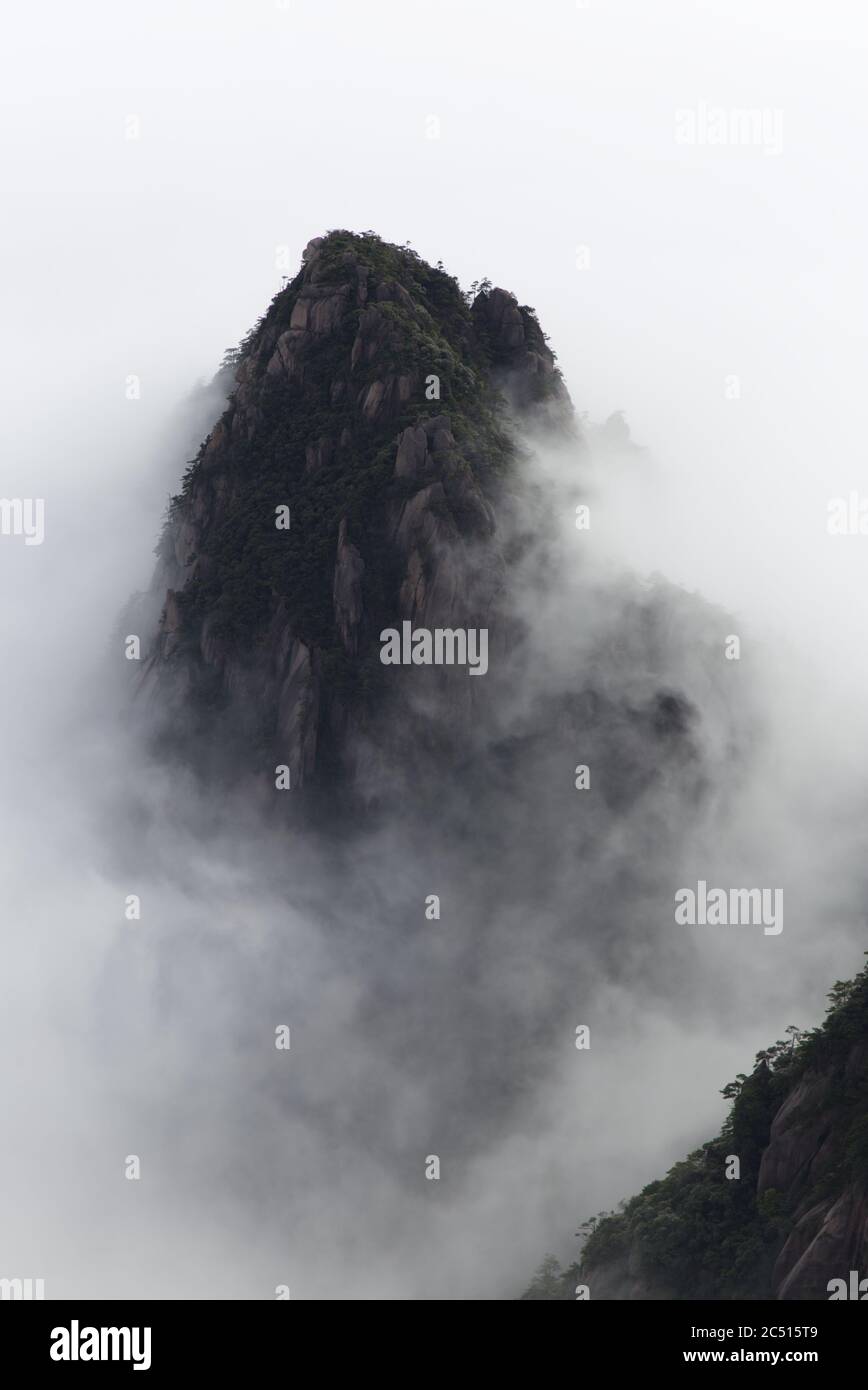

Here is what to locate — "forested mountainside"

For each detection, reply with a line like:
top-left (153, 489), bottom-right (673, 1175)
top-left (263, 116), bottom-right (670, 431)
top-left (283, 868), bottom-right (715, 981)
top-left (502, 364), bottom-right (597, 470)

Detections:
top-left (524, 957), bottom-right (868, 1300)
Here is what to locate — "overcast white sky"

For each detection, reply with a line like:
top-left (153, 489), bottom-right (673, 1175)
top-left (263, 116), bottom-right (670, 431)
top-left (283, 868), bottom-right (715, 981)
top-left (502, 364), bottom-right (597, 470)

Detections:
top-left (3, 0), bottom-right (868, 633)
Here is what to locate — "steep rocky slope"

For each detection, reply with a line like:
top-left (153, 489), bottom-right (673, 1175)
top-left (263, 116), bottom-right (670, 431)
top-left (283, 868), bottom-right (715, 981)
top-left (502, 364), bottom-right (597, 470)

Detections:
top-left (525, 959), bottom-right (868, 1300)
top-left (137, 231), bottom-right (572, 805)
top-left (134, 231), bottom-right (733, 836)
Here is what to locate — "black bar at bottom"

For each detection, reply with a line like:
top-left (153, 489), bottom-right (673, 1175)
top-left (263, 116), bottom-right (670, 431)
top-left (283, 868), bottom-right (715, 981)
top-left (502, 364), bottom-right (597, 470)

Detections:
top-left (0, 1298), bottom-right (861, 1375)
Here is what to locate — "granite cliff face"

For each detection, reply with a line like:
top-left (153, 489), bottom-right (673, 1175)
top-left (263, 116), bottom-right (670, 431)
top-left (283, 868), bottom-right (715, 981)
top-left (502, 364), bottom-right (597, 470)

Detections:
top-left (760, 1040), bottom-right (868, 1300)
top-left (136, 231), bottom-right (727, 835)
top-left (528, 962), bottom-right (868, 1301)
top-left (137, 231), bottom-right (573, 804)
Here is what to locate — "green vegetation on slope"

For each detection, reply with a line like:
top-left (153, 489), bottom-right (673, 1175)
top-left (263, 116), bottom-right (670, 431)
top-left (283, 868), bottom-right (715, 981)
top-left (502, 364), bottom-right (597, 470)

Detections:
top-left (160, 231), bottom-right (525, 678)
top-left (523, 953), bottom-right (868, 1300)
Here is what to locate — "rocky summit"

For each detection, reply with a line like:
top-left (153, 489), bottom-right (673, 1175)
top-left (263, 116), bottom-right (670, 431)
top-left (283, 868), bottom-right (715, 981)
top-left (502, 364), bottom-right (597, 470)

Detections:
top-left (136, 231), bottom-right (711, 831)
top-left (137, 230), bottom-right (577, 806)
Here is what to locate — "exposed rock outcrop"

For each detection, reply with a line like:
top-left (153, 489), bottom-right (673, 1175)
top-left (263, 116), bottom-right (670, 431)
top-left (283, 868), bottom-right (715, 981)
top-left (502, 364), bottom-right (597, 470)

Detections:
top-left (542, 965), bottom-right (868, 1302)
top-left (139, 230), bottom-right (574, 797)
top-left (137, 230), bottom-right (731, 889)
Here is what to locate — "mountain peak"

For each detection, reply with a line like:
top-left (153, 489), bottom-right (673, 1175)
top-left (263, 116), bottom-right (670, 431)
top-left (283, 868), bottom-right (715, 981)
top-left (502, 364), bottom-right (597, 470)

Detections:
top-left (139, 232), bottom-right (574, 803)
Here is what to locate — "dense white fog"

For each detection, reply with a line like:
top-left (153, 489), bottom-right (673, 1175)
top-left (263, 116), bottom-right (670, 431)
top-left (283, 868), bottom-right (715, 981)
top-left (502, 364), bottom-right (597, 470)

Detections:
top-left (2, 0), bottom-right (868, 1298)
